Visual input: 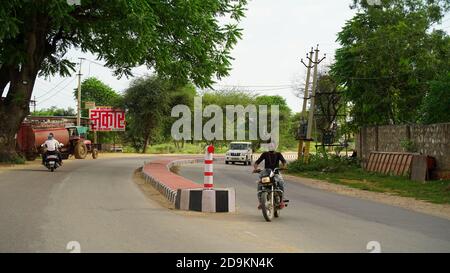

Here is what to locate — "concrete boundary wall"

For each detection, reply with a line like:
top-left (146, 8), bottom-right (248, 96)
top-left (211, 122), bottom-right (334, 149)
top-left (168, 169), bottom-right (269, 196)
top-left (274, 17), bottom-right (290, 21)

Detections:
top-left (356, 123), bottom-right (450, 178)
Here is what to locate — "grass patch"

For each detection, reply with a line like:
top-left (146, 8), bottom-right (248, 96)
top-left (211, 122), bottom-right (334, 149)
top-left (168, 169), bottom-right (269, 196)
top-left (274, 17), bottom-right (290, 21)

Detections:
top-left (287, 156), bottom-right (450, 204)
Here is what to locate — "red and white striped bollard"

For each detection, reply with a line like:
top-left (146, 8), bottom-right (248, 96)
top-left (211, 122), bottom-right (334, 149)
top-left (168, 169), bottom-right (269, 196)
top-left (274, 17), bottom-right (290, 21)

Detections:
top-left (204, 145), bottom-right (214, 189)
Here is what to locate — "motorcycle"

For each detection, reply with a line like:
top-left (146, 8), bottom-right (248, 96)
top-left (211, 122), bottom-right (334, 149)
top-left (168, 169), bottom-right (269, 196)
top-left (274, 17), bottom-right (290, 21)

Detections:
top-left (42, 144), bottom-right (64, 172)
top-left (254, 168), bottom-right (289, 222)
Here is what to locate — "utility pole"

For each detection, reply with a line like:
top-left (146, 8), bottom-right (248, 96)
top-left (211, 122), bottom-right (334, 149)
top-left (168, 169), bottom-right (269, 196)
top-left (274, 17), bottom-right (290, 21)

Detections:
top-left (297, 47), bottom-right (315, 160)
top-left (76, 57), bottom-right (85, 126)
top-left (304, 45), bottom-right (326, 162)
top-left (30, 96), bottom-right (36, 113)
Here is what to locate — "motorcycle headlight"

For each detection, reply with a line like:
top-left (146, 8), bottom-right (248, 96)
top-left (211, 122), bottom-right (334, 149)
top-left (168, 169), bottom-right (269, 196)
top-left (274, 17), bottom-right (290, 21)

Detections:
top-left (261, 177), bottom-right (271, 183)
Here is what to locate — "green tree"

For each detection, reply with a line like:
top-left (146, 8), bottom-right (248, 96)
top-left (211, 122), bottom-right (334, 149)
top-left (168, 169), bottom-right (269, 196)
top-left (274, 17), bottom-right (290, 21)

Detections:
top-left (0, 0), bottom-right (247, 161)
top-left (161, 83), bottom-right (197, 147)
top-left (123, 76), bottom-right (171, 153)
top-left (420, 72), bottom-right (450, 124)
top-left (314, 73), bottom-right (346, 144)
top-left (75, 77), bottom-right (121, 117)
top-left (255, 95), bottom-right (295, 151)
top-left (331, 0), bottom-right (450, 128)
top-left (202, 89), bottom-right (256, 147)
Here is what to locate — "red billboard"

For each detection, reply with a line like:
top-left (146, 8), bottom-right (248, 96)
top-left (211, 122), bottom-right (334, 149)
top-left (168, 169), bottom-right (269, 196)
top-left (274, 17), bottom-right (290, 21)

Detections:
top-left (89, 107), bottom-right (126, 131)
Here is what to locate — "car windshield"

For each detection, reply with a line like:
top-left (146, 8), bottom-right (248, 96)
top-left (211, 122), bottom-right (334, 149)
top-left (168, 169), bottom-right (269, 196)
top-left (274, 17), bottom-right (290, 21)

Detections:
top-left (230, 143), bottom-right (249, 150)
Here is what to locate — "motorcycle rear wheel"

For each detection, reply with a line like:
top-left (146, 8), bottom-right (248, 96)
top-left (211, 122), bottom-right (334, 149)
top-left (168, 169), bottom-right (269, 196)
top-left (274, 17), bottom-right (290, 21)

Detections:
top-left (260, 192), bottom-right (273, 222)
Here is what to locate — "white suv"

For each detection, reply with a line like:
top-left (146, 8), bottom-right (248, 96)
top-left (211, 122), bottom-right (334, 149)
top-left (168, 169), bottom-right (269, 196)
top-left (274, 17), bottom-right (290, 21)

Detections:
top-left (225, 142), bottom-right (253, 165)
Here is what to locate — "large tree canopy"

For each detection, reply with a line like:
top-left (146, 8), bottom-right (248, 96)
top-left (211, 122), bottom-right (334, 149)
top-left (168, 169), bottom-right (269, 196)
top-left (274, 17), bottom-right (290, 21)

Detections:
top-left (0, 0), bottom-right (247, 161)
top-left (331, 0), bottom-right (450, 127)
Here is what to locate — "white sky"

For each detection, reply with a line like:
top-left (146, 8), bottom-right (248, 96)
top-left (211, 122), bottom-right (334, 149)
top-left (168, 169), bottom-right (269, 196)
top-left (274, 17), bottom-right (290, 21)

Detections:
top-left (32, 0), bottom-right (450, 113)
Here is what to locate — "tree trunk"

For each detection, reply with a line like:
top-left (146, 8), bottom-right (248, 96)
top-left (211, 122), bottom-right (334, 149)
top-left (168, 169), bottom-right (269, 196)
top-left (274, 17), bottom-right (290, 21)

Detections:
top-left (0, 89), bottom-right (33, 161)
top-left (0, 13), bottom-right (49, 162)
top-left (142, 131), bottom-right (151, 154)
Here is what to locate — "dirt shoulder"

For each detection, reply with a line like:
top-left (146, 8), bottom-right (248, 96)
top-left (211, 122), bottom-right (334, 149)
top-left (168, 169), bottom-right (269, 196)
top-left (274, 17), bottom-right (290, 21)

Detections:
top-left (285, 174), bottom-right (450, 220)
top-left (132, 167), bottom-right (175, 210)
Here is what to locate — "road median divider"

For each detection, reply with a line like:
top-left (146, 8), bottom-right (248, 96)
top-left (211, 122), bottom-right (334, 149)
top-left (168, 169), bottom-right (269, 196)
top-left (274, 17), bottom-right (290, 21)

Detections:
top-left (142, 156), bottom-right (235, 213)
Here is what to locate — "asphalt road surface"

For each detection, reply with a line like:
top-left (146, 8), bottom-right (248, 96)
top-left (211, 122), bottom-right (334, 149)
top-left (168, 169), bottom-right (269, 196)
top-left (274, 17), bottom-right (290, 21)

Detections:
top-left (0, 156), bottom-right (449, 252)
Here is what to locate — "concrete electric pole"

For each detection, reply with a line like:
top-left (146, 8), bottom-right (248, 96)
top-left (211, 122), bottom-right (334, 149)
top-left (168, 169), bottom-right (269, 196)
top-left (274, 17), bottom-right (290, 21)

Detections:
top-left (76, 57), bottom-right (85, 126)
top-left (304, 45), bottom-right (326, 162)
top-left (297, 47), bottom-right (315, 160)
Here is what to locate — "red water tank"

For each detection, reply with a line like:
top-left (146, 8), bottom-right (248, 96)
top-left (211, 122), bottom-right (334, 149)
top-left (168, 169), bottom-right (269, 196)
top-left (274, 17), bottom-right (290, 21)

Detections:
top-left (17, 124), bottom-right (70, 155)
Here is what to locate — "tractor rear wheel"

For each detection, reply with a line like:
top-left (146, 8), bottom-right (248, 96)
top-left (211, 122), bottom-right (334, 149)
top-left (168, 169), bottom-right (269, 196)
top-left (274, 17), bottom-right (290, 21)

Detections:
top-left (74, 142), bottom-right (88, 159)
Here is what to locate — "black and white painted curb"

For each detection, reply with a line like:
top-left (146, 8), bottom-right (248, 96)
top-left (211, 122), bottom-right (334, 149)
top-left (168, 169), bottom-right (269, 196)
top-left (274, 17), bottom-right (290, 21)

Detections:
top-left (142, 170), bottom-right (178, 204)
top-left (175, 188), bottom-right (236, 213)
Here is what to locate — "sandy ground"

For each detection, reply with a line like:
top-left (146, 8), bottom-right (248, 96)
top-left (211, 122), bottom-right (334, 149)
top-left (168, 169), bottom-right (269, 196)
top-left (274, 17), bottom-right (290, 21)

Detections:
top-left (285, 174), bottom-right (450, 220)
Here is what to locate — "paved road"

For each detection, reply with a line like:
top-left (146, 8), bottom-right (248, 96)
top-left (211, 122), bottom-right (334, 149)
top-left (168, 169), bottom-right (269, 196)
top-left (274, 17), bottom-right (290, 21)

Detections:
top-left (0, 157), bottom-right (449, 252)
top-left (179, 162), bottom-right (450, 252)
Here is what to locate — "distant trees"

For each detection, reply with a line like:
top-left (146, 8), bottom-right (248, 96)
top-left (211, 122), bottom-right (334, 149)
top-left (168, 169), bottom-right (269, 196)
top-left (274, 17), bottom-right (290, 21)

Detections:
top-left (120, 83), bottom-right (300, 153)
top-left (255, 95), bottom-right (296, 150)
top-left (76, 77), bottom-right (121, 117)
top-left (32, 106), bottom-right (76, 117)
top-left (200, 90), bottom-right (297, 151)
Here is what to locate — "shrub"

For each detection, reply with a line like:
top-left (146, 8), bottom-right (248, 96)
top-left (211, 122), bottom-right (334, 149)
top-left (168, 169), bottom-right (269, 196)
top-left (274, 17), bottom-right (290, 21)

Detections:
top-left (0, 154), bottom-right (26, 164)
top-left (288, 152), bottom-right (358, 173)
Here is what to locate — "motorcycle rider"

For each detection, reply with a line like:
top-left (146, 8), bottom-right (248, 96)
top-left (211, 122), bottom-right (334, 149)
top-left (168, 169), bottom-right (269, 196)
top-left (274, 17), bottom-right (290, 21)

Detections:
top-left (253, 142), bottom-right (287, 208)
top-left (41, 133), bottom-right (63, 165)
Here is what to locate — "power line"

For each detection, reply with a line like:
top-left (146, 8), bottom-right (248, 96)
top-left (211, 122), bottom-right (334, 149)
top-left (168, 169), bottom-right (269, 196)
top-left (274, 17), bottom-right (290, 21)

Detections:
top-left (252, 87), bottom-right (295, 92)
top-left (37, 77), bottom-right (77, 104)
top-left (210, 86), bottom-right (295, 93)
top-left (35, 77), bottom-right (72, 99)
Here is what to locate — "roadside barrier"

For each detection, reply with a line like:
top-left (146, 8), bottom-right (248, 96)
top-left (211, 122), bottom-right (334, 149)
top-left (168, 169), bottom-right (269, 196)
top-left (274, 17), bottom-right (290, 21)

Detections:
top-left (142, 155), bottom-right (235, 213)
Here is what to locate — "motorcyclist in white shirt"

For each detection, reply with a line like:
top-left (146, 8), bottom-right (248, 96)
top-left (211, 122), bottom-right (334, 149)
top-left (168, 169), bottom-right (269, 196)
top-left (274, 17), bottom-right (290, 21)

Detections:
top-left (41, 133), bottom-right (63, 165)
